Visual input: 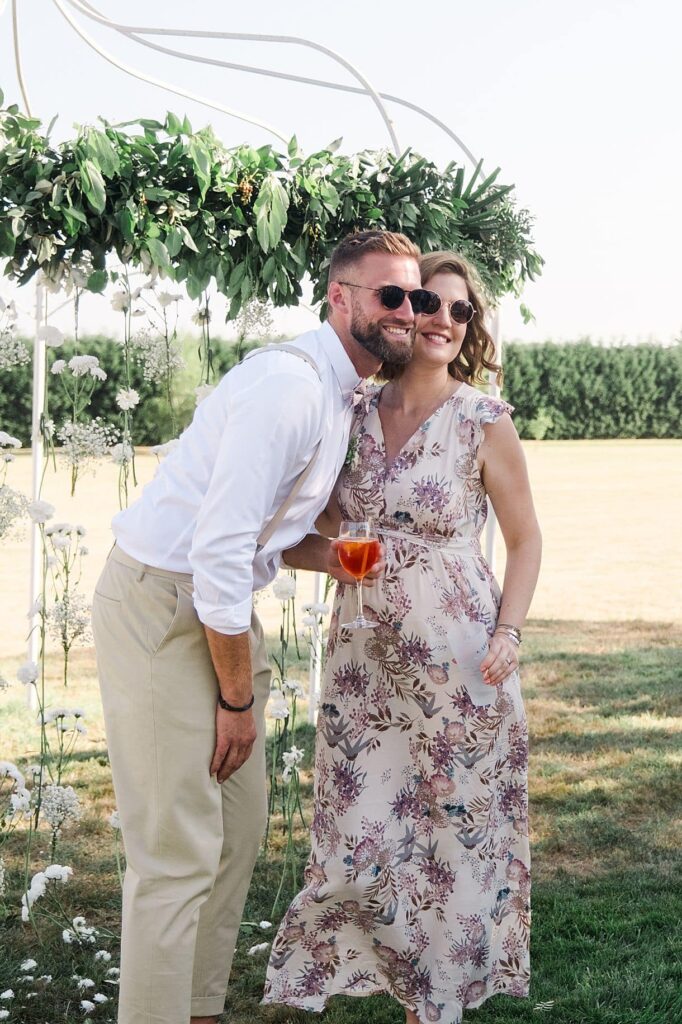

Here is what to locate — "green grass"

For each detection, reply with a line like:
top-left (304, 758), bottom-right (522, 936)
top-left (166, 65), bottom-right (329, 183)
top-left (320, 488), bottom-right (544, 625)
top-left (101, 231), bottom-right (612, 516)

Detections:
top-left (1, 620), bottom-right (681, 1023)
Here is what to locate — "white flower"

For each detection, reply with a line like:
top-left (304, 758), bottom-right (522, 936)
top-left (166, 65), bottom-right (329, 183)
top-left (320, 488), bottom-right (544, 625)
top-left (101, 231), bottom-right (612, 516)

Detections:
top-left (80, 999), bottom-right (95, 1013)
top-left (115, 388), bottom-right (140, 411)
top-left (0, 761), bottom-right (25, 788)
top-left (110, 442), bottom-right (134, 466)
top-left (62, 929), bottom-right (74, 944)
top-left (194, 384), bottom-right (215, 405)
top-left (0, 1010), bottom-right (9, 1019)
top-left (51, 359), bottom-right (67, 375)
top-left (93, 993), bottom-right (108, 1004)
top-left (68, 355), bottom-right (106, 380)
top-left (108, 810), bottom-right (121, 830)
top-left (38, 324), bottom-right (64, 348)
top-left (17, 660), bottom-right (39, 684)
top-left (51, 534), bottom-right (71, 550)
top-left (266, 689), bottom-right (290, 721)
top-left (131, 327), bottom-right (184, 385)
top-left (110, 291), bottom-right (130, 312)
top-left (2, 453), bottom-right (15, 463)
top-left (259, 919), bottom-right (272, 930)
top-left (283, 679), bottom-right (304, 698)
top-left (0, 431), bottom-right (21, 448)
top-left (77, 978), bottom-right (95, 990)
top-left (44, 863), bottom-right (74, 883)
top-left (105, 967), bottom-right (120, 979)
top-left (311, 602), bottom-right (330, 615)
top-left (246, 942), bottom-right (270, 956)
top-left (157, 290), bottom-right (182, 308)
top-left (0, 990), bottom-right (14, 1000)
top-left (41, 785), bottom-right (82, 836)
top-left (94, 950), bottom-right (112, 962)
top-left (80, 545), bottom-right (89, 556)
top-left (282, 746), bottom-right (304, 769)
top-left (191, 306), bottom-right (211, 326)
top-left (272, 575), bottom-right (296, 602)
top-left (27, 499), bottom-right (55, 523)
top-left (57, 418), bottom-right (118, 471)
top-left (20, 958), bottom-right (37, 971)
top-left (302, 614), bottom-right (317, 627)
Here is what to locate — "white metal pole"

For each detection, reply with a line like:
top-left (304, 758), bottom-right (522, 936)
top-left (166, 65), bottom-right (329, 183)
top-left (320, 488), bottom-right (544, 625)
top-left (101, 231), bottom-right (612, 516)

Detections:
top-left (485, 310), bottom-right (502, 571)
top-left (307, 573), bottom-right (323, 724)
top-left (26, 278), bottom-right (46, 709)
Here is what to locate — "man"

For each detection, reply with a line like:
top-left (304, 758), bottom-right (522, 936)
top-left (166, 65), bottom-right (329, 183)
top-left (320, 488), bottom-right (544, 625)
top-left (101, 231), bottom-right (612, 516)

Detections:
top-left (92, 229), bottom-right (424, 1024)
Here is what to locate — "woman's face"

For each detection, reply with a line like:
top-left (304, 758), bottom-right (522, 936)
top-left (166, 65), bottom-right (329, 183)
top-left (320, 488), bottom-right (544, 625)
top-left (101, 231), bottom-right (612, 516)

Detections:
top-left (413, 271), bottom-right (469, 370)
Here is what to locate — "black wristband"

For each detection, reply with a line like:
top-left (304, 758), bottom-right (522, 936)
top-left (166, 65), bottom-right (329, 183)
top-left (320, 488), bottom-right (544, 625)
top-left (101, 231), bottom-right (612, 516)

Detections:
top-left (217, 692), bottom-right (255, 713)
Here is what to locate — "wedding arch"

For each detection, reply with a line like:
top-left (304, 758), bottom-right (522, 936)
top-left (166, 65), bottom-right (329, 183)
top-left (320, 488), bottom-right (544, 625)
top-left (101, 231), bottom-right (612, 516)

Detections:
top-left (2, 0), bottom-right (543, 714)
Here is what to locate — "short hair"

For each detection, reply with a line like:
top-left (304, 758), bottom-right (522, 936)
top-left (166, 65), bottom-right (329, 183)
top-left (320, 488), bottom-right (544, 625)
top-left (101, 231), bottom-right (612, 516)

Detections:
top-left (379, 250), bottom-right (501, 385)
top-left (329, 230), bottom-right (420, 282)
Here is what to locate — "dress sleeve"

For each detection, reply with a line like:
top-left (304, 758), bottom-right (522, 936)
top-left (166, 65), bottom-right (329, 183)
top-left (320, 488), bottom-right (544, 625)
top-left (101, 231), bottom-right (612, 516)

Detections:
top-left (474, 393), bottom-right (514, 427)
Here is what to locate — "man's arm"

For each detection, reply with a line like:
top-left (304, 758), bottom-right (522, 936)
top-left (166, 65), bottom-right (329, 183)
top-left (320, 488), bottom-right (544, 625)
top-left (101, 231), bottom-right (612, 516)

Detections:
top-left (283, 533), bottom-right (385, 585)
top-left (204, 628), bottom-right (256, 783)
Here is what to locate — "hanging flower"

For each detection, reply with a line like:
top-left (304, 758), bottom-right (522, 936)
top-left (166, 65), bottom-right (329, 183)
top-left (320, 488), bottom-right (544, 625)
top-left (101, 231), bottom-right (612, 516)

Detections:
top-left (68, 355), bottom-right (107, 380)
top-left (110, 291), bottom-right (130, 313)
top-left (38, 325), bottom-right (64, 348)
top-left (17, 660), bottom-right (39, 685)
top-left (272, 575), bottom-right (296, 602)
top-left (157, 291), bottom-right (182, 308)
top-left (0, 431), bottom-right (21, 448)
top-left (50, 359), bottom-right (67, 375)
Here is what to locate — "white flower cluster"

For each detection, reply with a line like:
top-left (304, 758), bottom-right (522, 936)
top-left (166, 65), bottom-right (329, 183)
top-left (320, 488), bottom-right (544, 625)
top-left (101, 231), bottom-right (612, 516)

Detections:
top-left (266, 688), bottom-right (290, 721)
top-left (42, 706), bottom-right (87, 728)
top-left (56, 418), bottom-right (119, 470)
top-left (131, 326), bottom-right (185, 385)
top-left (233, 298), bottom-right (274, 345)
top-left (281, 745), bottom-right (304, 782)
top-left (40, 784), bottom-right (83, 837)
top-left (47, 592), bottom-right (93, 650)
top-left (110, 441), bottom-right (134, 466)
top-left (1, 761), bottom-right (31, 828)
top-left (50, 354), bottom-right (107, 380)
top-left (0, 298), bottom-right (27, 370)
top-left (272, 574), bottom-right (297, 602)
top-left (246, 941), bottom-right (270, 956)
top-left (27, 499), bottom-right (55, 524)
top-left (16, 660), bottom-right (39, 685)
top-left (0, 484), bottom-right (29, 540)
top-left (21, 863), bottom-right (73, 921)
top-left (283, 678), bottom-right (305, 699)
top-left (62, 913), bottom-right (97, 945)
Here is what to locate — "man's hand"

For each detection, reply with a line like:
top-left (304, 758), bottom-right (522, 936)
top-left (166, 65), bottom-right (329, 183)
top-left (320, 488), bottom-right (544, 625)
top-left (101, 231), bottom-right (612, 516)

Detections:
top-left (327, 538), bottom-right (385, 586)
top-left (210, 706), bottom-right (257, 783)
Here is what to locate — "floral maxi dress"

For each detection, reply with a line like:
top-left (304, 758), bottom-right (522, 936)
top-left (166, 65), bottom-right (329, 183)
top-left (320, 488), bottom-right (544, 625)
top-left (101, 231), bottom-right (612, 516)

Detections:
top-left (263, 383), bottom-right (530, 1024)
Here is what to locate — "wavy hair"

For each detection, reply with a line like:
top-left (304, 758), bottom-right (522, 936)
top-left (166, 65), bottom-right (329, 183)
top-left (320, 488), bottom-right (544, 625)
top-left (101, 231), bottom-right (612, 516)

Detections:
top-left (380, 251), bottom-right (501, 384)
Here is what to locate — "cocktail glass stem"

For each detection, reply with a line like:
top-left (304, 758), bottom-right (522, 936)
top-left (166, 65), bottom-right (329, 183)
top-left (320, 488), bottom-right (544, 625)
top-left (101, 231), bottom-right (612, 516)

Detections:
top-left (356, 580), bottom-right (364, 622)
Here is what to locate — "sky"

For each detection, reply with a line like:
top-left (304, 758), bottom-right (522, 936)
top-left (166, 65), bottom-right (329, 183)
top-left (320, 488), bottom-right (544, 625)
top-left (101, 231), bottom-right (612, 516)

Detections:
top-left (1, 0), bottom-right (681, 346)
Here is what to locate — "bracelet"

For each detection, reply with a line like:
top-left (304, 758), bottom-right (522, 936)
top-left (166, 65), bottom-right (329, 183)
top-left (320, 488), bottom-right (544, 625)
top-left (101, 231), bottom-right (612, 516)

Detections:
top-left (494, 623), bottom-right (522, 646)
top-left (217, 692), bottom-right (255, 713)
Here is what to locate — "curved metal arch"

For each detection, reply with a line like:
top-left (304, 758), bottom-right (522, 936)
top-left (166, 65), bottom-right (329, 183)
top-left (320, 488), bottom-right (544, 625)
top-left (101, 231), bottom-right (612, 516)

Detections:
top-left (64, 0), bottom-right (402, 156)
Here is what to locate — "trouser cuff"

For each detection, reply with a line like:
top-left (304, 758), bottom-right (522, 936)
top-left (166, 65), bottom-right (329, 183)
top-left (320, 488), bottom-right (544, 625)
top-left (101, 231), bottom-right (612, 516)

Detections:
top-left (190, 993), bottom-right (226, 1017)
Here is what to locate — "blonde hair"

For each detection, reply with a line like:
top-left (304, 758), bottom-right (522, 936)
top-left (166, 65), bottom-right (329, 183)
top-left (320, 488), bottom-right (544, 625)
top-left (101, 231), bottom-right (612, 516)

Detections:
top-left (329, 230), bottom-right (420, 281)
top-left (380, 251), bottom-right (501, 385)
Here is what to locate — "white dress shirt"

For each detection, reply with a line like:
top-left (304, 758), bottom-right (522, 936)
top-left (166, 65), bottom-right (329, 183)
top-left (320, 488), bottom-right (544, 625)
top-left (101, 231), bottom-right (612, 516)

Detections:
top-left (112, 321), bottom-right (362, 634)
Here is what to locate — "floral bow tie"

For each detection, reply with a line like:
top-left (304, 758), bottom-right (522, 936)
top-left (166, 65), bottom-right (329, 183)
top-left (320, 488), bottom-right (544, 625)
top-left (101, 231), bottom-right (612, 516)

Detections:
top-left (350, 380), bottom-right (372, 412)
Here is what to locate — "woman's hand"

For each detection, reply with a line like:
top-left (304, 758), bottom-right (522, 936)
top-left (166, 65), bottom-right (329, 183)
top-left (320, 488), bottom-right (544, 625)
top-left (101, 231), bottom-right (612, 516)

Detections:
top-left (326, 538), bottom-right (386, 586)
top-left (480, 631), bottom-right (519, 686)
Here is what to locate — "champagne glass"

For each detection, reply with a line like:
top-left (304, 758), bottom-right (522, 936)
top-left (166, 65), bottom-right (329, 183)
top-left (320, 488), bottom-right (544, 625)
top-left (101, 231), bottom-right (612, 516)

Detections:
top-left (338, 520), bottom-right (380, 630)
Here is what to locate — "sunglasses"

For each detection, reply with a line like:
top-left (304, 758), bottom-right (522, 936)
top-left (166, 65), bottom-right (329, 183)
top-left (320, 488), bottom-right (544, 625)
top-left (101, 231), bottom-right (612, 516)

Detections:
top-left (339, 281), bottom-right (475, 323)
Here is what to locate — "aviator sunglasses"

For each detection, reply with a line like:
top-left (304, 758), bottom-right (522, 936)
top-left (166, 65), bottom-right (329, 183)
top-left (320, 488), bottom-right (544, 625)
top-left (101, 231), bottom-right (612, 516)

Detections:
top-left (339, 282), bottom-right (475, 323)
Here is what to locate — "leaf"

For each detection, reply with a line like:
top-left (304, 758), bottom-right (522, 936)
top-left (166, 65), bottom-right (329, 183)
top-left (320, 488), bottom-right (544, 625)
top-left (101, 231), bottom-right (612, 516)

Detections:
top-left (165, 227), bottom-right (183, 258)
top-left (145, 237), bottom-right (171, 269)
top-left (288, 134), bottom-right (299, 158)
top-left (165, 111), bottom-right (183, 135)
top-left (85, 129), bottom-right (121, 178)
top-left (253, 175), bottom-right (289, 253)
top-left (86, 269), bottom-right (108, 293)
top-left (189, 139), bottom-right (211, 200)
top-left (79, 158), bottom-right (106, 214)
top-left (178, 223), bottom-right (199, 252)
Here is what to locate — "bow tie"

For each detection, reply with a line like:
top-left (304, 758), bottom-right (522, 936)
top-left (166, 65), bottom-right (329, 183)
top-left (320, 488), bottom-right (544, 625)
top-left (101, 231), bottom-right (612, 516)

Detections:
top-left (350, 380), bottom-right (371, 412)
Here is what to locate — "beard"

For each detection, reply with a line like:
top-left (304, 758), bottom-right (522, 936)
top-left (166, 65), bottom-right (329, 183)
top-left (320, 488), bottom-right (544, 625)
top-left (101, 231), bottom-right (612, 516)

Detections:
top-left (349, 303), bottom-right (414, 365)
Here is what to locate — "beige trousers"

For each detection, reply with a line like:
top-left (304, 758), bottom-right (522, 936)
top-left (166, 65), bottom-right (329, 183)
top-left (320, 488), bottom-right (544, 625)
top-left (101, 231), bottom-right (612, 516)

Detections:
top-left (92, 545), bottom-right (271, 1024)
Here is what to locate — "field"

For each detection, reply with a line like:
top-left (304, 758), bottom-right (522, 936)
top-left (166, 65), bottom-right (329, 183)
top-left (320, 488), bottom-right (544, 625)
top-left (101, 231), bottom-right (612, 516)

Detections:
top-left (0, 440), bottom-right (681, 1023)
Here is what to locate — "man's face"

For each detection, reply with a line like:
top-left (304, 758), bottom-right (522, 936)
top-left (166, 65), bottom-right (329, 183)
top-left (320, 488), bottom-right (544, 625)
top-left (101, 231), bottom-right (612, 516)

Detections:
top-left (345, 253), bottom-right (421, 365)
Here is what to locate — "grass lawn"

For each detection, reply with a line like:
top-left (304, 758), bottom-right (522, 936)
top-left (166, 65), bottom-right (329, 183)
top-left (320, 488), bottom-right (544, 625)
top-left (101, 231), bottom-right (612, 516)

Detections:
top-left (1, 619), bottom-right (680, 1024)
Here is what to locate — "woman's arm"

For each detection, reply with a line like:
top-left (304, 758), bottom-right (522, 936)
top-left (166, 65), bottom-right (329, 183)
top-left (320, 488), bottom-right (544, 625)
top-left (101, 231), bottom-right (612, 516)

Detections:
top-left (477, 414), bottom-right (542, 685)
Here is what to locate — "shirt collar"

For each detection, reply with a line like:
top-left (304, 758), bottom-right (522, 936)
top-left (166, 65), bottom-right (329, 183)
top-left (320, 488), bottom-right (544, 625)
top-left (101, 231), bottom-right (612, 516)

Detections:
top-left (317, 320), bottom-right (364, 402)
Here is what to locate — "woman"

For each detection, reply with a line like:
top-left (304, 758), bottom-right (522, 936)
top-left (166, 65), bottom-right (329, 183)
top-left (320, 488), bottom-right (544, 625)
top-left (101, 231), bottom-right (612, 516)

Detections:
top-left (263, 252), bottom-right (542, 1024)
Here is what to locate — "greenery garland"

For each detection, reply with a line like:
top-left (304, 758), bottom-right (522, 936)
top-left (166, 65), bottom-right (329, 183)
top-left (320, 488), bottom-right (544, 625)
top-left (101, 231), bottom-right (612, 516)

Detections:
top-left (0, 91), bottom-right (543, 314)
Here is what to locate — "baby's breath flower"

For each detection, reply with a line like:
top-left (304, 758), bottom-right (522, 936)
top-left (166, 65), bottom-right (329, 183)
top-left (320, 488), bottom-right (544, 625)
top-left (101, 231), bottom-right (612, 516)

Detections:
top-left (110, 442), bottom-right (134, 466)
top-left (57, 418), bottom-right (118, 473)
top-left (0, 484), bottom-right (29, 540)
top-left (0, 328), bottom-right (29, 370)
top-left (131, 326), bottom-right (184, 385)
top-left (41, 785), bottom-right (83, 837)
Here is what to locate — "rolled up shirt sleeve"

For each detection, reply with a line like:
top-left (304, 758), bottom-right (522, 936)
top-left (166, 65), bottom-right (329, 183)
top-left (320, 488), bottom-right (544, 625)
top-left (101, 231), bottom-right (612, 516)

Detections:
top-left (189, 365), bottom-right (322, 634)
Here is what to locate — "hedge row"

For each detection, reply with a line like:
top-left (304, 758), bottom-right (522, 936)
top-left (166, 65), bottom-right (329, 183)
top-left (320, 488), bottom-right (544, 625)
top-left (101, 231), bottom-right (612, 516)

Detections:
top-left (502, 341), bottom-right (682, 439)
top-left (1, 338), bottom-right (680, 446)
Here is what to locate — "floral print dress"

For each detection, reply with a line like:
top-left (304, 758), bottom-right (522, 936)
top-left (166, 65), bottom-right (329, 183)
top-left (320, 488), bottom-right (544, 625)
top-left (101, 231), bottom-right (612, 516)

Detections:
top-left (263, 383), bottom-right (530, 1024)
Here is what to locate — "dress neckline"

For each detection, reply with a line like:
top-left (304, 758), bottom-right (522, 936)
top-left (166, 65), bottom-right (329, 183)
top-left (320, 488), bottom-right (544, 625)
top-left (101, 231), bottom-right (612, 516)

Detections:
top-left (374, 381), bottom-right (466, 471)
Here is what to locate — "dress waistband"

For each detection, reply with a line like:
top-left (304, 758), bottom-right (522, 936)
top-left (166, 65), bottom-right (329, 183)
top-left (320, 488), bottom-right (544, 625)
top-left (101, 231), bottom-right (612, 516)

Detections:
top-left (376, 526), bottom-right (479, 554)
